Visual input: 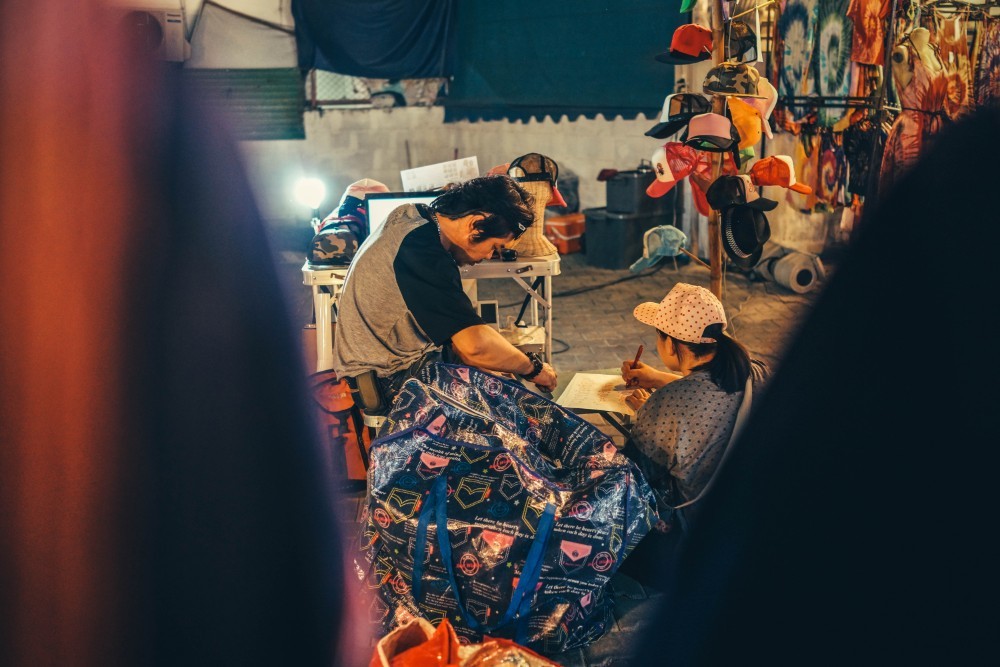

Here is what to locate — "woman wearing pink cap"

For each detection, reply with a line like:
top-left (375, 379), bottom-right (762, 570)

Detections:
top-left (617, 282), bottom-right (768, 588)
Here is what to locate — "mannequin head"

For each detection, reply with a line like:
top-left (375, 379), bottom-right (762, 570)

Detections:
top-left (910, 27), bottom-right (930, 48)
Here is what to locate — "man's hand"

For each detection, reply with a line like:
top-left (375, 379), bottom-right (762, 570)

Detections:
top-left (625, 387), bottom-right (650, 411)
top-left (530, 363), bottom-right (557, 393)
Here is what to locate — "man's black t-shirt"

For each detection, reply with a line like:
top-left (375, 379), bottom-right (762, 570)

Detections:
top-left (395, 205), bottom-right (483, 345)
top-left (333, 203), bottom-right (483, 379)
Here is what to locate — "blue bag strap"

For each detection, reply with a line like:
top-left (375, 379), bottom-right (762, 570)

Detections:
top-left (411, 481), bottom-right (437, 605)
top-left (511, 505), bottom-right (554, 645)
top-left (423, 474), bottom-right (554, 634)
top-left (507, 504), bottom-right (554, 626)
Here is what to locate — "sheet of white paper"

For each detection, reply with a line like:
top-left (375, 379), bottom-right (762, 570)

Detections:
top-left (400, 157), bottom-right (479, 192)
top-left (556, 373), bottom-right (635, 417)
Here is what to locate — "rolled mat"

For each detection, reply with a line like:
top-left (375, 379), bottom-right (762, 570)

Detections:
top-left (770, 252), bottom-right (818, 294)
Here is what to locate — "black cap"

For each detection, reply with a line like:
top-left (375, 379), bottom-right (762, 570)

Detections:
top-left (721, 205), bottom-right (771, 268)
top-left (646, 93), bottom-right (712, 139)
top-left (706, 175), bottom-right (778, 211)
top-left (726, 20), bottom-right (758, 62)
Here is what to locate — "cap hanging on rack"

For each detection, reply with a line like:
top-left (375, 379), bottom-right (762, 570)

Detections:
top-left (721, 205), bottom-right (771, 269)
top-left (682, 113), bottom-right (743, 169)
top-left (726, 20), bottom-right (758, 62)
top-left (656, 24), bottom-right (714, 64)
top-left (706, 174), bottom-right (778, 211)
top-left (646, 92), bottom-right (712, 139)
top-left (728, 96), bottom-right (763, 149)
top-left (703, 61), bottom-right (768, 98)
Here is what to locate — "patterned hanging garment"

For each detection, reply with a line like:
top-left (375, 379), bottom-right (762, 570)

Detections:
top-left (778, 0), bottom-right (819, 120)
top-left (817, 132), bottom-right (846, 207)
top-left (814, 0), bottom-right (854, 126)
top-left (842, 118), bottom-right (878, 197)
top-left (935, 10), bottom-right (974, 119)
top-left (846, 0), bottom-right (890, 65)
top-left (879, 35), bottom-right (949, 196)
top-left (975, 17), bottom-right (1000, 108)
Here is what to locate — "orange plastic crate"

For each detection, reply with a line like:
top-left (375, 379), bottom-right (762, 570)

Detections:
top-left (545, 213), bottom-right (585, 254)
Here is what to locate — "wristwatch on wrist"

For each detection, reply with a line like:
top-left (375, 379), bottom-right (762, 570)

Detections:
top-left (520, 352), bottom-right (544, 381)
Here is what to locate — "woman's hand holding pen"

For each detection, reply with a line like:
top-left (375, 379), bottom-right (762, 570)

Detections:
top-left (620, 360), bottom-right (684, 390)
top-left (621, 360), bottom-right (660, 389)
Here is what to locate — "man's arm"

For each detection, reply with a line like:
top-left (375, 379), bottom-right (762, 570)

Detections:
top-left (450, 324), bottom-right (557, 392)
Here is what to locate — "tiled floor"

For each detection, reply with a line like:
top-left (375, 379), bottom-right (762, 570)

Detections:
top-left (280, 245), bottom-right (824, 666)
top-left (279, 250), bottom-right (820, 378)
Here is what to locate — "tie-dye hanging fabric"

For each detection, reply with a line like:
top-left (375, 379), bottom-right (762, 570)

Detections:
top-left (935, 11), bottom-right (974, 120)
top-left (817, 133), bottom-right (847, 207)
top-left (814, 0), bottom-right (854, 126)
top-left (356, 363), bottom-right (657, 654)
top-left (975, 17), bottom-right (1000, 108)
top-left (846, 0), bottom-right (890, 65)
top-left (778, 0), bottom-right (819, 119)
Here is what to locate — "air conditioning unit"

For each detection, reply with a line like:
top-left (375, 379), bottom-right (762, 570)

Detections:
top-left (118, 8), bottom-right (190, 62)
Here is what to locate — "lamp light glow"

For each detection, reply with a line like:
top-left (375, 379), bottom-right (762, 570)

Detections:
top-left (293, 177), bottom-right (326, 211)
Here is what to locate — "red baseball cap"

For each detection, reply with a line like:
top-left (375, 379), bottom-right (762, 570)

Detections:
top-left (691, 181), bottom-right (711, 216)
top-left (688, 148), bottom-right (738, 195)
top-left (749, 155), bottom-right (813, 194)
top-left (689, 151), bottom-right (738, 216)
top-left (655, 24), bottom-right (713, 64)
top-left (646, 143), bottom-right (699, 198)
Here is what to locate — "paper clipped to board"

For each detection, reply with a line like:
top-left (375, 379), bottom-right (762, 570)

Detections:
top-left (400, 157), bottom-right (480, 192)
top-left (555, 373), bottom-right (635, 417)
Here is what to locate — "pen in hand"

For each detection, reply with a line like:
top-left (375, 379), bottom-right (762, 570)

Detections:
top-left (626, 344), bottom-right (644, 389)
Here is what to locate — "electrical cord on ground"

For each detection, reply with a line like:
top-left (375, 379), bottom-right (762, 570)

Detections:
top-left (497, 261), bottom-right (670, 308)
top-left (726, 289), bottom-right (756, 337)
top-left (550, 338), bottom-right (571, 355)
top-left (552, 261), bottom-right (668, 298)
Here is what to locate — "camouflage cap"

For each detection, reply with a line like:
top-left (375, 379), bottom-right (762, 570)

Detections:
top-left (307, 225), bottom-right (359, 266)
top-left (703, 61), bottom-right (767, 98)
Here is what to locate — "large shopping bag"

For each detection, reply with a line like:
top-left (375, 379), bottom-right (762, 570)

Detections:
top-left (356, 363), bottom-right (657, 654)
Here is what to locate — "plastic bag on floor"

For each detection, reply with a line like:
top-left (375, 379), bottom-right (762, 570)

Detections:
top-left (369, 617), bottom-right (561, 667)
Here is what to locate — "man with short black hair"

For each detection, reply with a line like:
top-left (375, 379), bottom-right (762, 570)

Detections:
top-left (333, 175), bottom-right (558, 414)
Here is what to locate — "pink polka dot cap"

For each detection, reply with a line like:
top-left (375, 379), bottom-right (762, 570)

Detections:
top-left (633, 282), bottom-right (727, 343)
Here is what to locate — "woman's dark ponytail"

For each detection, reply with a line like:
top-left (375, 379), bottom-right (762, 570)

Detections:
top-left (670, 322), bottom-right (752, 393)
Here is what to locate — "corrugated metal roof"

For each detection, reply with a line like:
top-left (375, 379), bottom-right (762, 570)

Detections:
top-left (181, 68), bottom-right (305, 140)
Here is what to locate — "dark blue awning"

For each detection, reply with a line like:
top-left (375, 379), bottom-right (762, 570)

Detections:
top-left (443, 1), bottom-right (683, 123)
